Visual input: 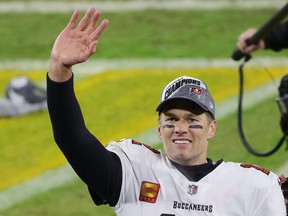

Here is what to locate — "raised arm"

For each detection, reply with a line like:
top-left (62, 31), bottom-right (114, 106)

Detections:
top-left (47, 8), bottom-right (122, 206)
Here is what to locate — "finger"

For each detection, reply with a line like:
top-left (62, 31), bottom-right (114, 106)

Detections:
top-left (85, 10), bottom-right (101, 34)
top-left (91, 10), bottom-right (101, 28)
top-left (89, 40), bottom-right (98, 55)
top-left (77, 7), bottom-right (95, 31)
top-left (66, 10), bottom-right (81, 30)
top-left (245, 45), bottom-right (257, 53)
top-left (237, 40), bottom-right (246, 52)
top-left (79, 41), bottom-right (98, 63)
top-left (90, 19), bottom-right (109, 41)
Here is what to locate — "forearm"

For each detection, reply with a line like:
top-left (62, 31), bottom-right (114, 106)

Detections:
top-left (46, 74), bottom-right (122, 204)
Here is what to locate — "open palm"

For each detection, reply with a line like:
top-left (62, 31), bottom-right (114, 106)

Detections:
top-left (51, 8), bottom-right (109, 68)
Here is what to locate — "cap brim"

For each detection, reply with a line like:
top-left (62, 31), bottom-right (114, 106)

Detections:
top-left (156, 97), bottom-right (209, 113)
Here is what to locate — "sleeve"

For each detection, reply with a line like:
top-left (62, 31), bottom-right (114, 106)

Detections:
top-left (264, 21), bottom-right (288, 51)
top-left (249, 172), bottom-right (286, 216)
top-left (46, 73), bottom-right (122, 206)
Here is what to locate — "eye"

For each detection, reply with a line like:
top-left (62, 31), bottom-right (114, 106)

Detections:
top-left (166, 117), bottom-right (177, 122)
top-left (187, 118), bottom-right (197, 123)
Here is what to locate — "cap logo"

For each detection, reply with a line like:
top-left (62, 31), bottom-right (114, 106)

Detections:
top-left (164, 78), bottom-right (201, 100)
top-left (190, 87), bottom-right (202, 95)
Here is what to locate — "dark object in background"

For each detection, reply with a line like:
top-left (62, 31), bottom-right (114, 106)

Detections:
top-left (281, 178), bottom-right (288, 215)
top-left (0, 76), bottom-right (47, 117)
top-left (282, 177), bottom-right (288, 198)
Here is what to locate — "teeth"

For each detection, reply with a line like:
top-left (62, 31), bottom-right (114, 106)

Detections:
top-left (174, 140), bottom-right (190, 144)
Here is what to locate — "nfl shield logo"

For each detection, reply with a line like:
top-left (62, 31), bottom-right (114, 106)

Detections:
top-left (188, 184), bottom-right (198, 195)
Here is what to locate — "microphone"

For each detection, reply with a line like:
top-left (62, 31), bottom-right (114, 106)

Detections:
top-left (231, 2), bottom-right (288, 61)
top-left (276, 75), bottom-right (288, 133)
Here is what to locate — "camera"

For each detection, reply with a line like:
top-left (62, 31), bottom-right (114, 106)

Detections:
top-left (276, 75), bottom-right (288, 134)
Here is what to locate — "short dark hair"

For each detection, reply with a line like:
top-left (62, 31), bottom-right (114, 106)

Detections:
top-left (205, 111), bottom-right (215, 124)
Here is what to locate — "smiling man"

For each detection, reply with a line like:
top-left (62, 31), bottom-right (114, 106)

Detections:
top-left (47, 7), bottom-right (286, 216)
top-left (156, 76), bottom-right (216, 167)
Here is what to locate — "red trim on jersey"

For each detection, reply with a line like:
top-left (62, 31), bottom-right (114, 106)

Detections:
top-left (132, 139), bottom-right (160, 154)
top-left (240, 163), bottom-right (270, 175)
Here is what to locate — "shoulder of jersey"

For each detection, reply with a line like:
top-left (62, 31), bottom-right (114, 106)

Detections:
top-left (106, 138), bottom-right (161, 156)
top-left (222, 161), bottom-right (279, 187)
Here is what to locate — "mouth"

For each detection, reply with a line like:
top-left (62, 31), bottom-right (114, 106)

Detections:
top-left (172, 139), bottom-right (192, 145)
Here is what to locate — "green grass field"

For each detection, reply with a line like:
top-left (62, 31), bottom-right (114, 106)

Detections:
top-left (1, 3), bottom-right (288, 215)
top-left (0, 8), bottom-right (288, 60)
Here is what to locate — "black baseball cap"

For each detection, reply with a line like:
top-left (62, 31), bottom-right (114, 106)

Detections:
top-left (156, 76), bottom-right (215, 118)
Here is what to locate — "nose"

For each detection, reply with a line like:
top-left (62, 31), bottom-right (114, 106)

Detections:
top-left (174, 121), bottom-right (189, 134)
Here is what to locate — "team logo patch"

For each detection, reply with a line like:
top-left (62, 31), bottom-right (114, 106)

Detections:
top-left (139, 181), bottom-right (160, 203)
top-left (187, 184), bottom-right (198, 195)
top-left (190, 87), bottom-right (202, 95)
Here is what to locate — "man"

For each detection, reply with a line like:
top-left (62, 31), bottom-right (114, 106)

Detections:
top-left (47, 8), bottom-right (286, 215)
top-left (237, 21), bottom-right (288, 54)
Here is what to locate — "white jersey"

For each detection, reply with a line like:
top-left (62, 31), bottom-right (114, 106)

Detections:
top-left (106, 139), bottom-right (286, 216)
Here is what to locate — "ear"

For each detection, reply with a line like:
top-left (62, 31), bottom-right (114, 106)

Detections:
top-left (207, 120), bottom-right (216, 140)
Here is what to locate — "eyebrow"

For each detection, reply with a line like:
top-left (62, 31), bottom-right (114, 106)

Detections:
top-left (162, 111), bottom-right (198, 119)
top-left (162, 111), bottom-right (176, 117)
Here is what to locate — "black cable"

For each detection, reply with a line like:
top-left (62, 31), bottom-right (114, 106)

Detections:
top-left (237, 58), bottom-right (287, 157)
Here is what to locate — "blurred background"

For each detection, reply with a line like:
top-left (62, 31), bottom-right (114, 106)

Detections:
top-left (0, 0), bottom-right (288, 215)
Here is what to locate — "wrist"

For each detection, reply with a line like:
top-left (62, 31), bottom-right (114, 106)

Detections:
top-left (48, 58), bottom-right (73, 82)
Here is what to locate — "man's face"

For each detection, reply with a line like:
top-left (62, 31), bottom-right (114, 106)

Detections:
top-left (158, 108), bottom-right (216, 166)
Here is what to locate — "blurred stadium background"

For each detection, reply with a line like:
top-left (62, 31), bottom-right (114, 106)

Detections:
top-left (1, 0), bottom-right (288, 215)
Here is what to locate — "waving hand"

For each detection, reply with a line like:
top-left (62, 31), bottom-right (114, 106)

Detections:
top-left (49, 8), bottom-right (109, 82)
